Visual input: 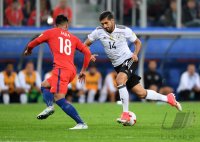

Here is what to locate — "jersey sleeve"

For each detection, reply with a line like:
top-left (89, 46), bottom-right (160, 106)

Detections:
top-left (0, 73), bottom-right (8, 90)
top-left (76, 37), bottom-right (87, 51)
top-left (125, 27), bottom-right (137, 42)
top-left (28, 30), bottom-right (50, 50)
top-left (88, 29), bottom-right (99, 42)
top-left (36, 31), bottom-right (50, 43)
top-left (75, 37), bottom-right (91, 69)
top-left (35, 72), bottom-right (42, 88)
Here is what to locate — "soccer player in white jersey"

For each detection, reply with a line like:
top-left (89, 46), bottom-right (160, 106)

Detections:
top-left (84, 11), bottom-right (182, 125)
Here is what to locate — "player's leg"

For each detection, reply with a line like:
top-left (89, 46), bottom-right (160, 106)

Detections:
top-left (15, 88), bottom-right (27, 104)
top-left (2, 93), bottom-right (10, 104)
top-left (99, 85), bottom-right (108, 103)
top-left (131, 83), bottom-right (182, 111)
top-left (54, 93), bottom-right (88, 129)
top-left (20, 93), bottom-right (27, 104)
top-left (77, 82), bottom-right (86, 103)
top-left (54, 69), bottom-right (87, 129)
top-left (78, 90), bottom-right (86, 103)
top-left (37, 80), bottom-right (55, 119)
top-left (41, 80), bottom-right (54, 107)
top-left (107, 80), bottom-right (117, 102)
top-left (1, 89), bottom-right (10, 104)
top-left (108, 91), bottom-right (116, 102)
top-left (87, 89), bottom-right (96, 103)
top-left (116, 72), bottom-right (130, 123)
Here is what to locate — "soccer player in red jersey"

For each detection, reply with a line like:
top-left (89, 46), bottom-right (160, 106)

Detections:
top-left (24, 15), bottom-right (91, 130)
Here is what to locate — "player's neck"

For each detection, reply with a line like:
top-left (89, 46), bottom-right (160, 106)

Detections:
top-left (57, 26), bottom-right (68, 31)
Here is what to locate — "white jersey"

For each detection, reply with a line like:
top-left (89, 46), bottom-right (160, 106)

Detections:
top-left (0, 71), bottom-right (21, 90)
top-left (18, 70), bottom-right (41, 92)
top-left (88, 25), bottom-right (137, 67)
top-left (177, 71), bottom-right (200, 93)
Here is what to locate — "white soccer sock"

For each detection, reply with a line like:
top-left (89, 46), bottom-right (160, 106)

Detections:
top-left (3, 93), bottom-right (10, 104)
top-left (20, 93), bottom-right (28, 104)
top-left (78, 94), bottom-right (86, 104)
top-left (118, 85), bottom-right (129, 112)
top-left (146, 90), bottom-right (168, 102)
top-left (87, 90), bottom-right (96, 103)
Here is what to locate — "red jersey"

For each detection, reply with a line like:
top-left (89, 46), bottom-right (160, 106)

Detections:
top-left (5, 6), bottom-right (24, 26)
top-left (28, 28), bottom-right (91, 73)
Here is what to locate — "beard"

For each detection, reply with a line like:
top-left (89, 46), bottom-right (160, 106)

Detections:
top-left (104, 25), bottom-right (114, 33)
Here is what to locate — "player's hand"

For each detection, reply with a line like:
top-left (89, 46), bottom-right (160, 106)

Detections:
top-left (24, 48), bottom-right (32, 56)
top-left (132, 53), bottom-right (138, 62)
top-left (78, 71), bottom-right (86, 83)
top-left (91, 54), bottom-right (98, 62)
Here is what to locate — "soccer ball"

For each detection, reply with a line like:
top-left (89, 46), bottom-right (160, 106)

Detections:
top-left (124, 111), bottom-right (137, 126)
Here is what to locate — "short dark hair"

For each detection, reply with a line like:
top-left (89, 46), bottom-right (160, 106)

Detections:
top-left (99, 11), bottom-right (114, 21)
top-left (55, 15), bottom-right (68, 26)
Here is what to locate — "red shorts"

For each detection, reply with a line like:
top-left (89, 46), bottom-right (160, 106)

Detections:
top-left (47, 68), bottom-right (75, 94)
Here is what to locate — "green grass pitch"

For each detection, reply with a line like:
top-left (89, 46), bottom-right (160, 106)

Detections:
top-left (0, 102), bottom-right (199, 142)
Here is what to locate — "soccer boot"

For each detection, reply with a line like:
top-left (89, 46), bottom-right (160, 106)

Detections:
top-left (37, 106), bottom-right (55, 120)
top-left (116, 112), bottom-right (130, 125)
top-left (69, 123), bottom-right (88, 130)
top-left (167, 93), bottom-right (182, 111)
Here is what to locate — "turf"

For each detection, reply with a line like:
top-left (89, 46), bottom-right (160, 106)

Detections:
top-left (0, 102), bottom-right (199, 142)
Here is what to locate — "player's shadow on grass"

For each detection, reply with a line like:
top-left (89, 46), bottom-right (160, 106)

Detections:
top-left (161, 111), bottom-right (196, 130)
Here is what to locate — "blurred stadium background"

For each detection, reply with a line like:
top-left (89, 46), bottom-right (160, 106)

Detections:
top-left (0, 0), bottom-right (200, 141)
top-left (0, 0), bottom-right (200, 103)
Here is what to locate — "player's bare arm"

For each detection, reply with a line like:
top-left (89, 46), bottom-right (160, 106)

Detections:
top-left (78, 44), bottom-right (91, 83)
top-left (23, 41), bottom-right (34, 56)
top-left (132, 38), bottom-right (142, 62)
top-left (23, 34), bottom-right (41, 56)
top-left (79, 64), bottom-right (87, 83)
top-left (84, 38), bottom-right (92, 47)
top-left (84, 39), bottom-right (98, 62)
top-left (24, 43), bottom-right (35, 56)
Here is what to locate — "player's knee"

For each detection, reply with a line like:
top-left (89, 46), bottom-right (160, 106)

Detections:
top-left (116, 77), bottom-right (125, 86)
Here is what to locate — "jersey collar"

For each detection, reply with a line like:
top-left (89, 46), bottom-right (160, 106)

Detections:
top-left (112, 24), bottom-right (117, 33)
